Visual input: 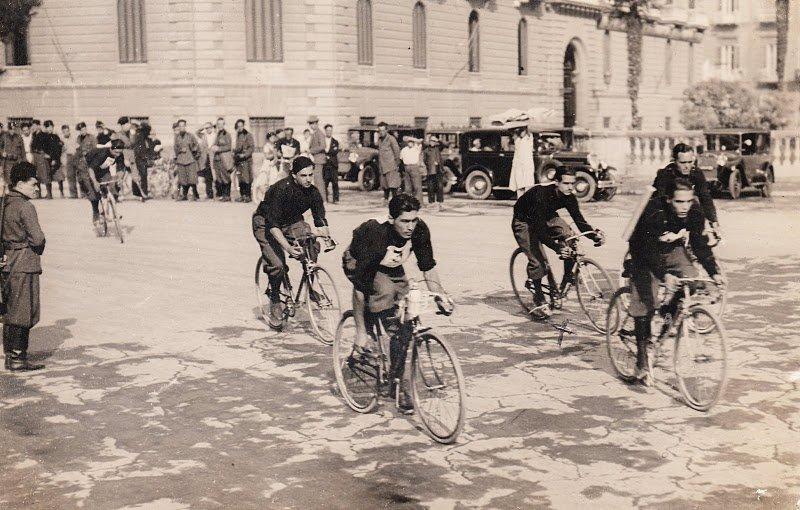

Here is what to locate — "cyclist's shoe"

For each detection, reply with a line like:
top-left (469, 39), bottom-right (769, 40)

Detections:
top-left (268, 301), bottom-right (285, 331)
top-left (634, 367), bottom-right (652, 387)
top-left (529, 299), bottom-right (551, 320)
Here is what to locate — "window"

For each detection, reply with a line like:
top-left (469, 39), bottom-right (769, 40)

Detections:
top-left (763, 41), bottom-right (777, 71)
top-left (720, 0), bottom-right (738, 13)
top-left (664, 116), bottom-right (671, 131)
top-left (414, 116), bottom-right (429, 128)
top-left (412, 2), bottom-right (426, 69)
top-left (664, 39), bottom-right (672, 85)
top-left (249, 116), bottom-right (285, 149)
top-left (602, 117), bottom-right (611, 129)
top-left (129, 116), bottom-right (149, 124)
top-left (689, 0), bottom-right (696, 9)
top-left (517, 18), bottom-right (528, 76)
top-left (245, 0), bottom-right (283, 62)
top-left (7, 117), bottom-right (33, 130)
top-left (2, 26), bottom-right (29, 66)
top-left (357, 0), bottom-right (373, 65)
top-left (603, 30), bottom-right (612, 85)
top-left (469, 116), bottom-right (481, 128)
top-left (117, 0), bottom-right (147, 63)
top-left (688, 42), bottom-right (695, 84)
top-left (719, 44), bottom-right (739, 71)
top-left (468, 11), bottom-right (480, 73)
top-left (359, 116), bottom-right (376, 126)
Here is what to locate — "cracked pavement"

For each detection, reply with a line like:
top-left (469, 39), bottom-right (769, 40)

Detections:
top-left (1, 182), bottom-right (799, 509)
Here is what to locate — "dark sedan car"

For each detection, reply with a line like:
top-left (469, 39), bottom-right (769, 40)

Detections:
top-left (337, 125), bottom-right (425, 191)
top-left (697, 129), bottom-right (775, 199)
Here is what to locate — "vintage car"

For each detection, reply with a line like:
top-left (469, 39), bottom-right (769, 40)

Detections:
top-left (457, 126), bottom-right (619, 201)
top-left (338, 125), bottom-right (425, 191)
top-left (697, 129), bottom-right (775, 199)
top-left (425, 127), bottom-right (464, 194)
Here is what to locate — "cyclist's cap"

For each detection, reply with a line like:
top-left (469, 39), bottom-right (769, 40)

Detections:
top-left (110, 139), bottom-right (125, 150)
top-left (96, 120), bottom-right (104, 128)
top-left (118, 116), bottom-right (129, 125)
top-left (291, 156), bottom-right (314, 174)
top-left (76, 122), bottom-right (86, 130)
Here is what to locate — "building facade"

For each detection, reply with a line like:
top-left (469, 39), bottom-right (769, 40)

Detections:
top-left (701, 0), bottom-right (800, 90)
top-left (0, 0), bottom-right (708, 146)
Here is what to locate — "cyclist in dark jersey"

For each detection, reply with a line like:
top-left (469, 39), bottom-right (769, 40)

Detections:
top-left (83, 139), bottom-right (125, 225)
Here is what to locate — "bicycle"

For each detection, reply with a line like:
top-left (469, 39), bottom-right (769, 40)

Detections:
top-left (254, 234), bottom-right (341, 344)
top-left (510, 230), bottom-right (614, 332)
top-left (332, 280), bottom-right (466, 444)
top-left (605, 277), bottom-right (727, 411)
top-left (95, 179), bottom-right (124, 244)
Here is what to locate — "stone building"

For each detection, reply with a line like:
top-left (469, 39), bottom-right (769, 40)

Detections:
top-left (0, 0), bottom-right (707, 147)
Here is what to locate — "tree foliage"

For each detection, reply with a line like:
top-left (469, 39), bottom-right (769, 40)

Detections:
top-left (0, 0), bottom-right (41, 43)
top-left (680, 80), bottom-right (791, 130)
top-left (775, 0), bottom-right (789, 90)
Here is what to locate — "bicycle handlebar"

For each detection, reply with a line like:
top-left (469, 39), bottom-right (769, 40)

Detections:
top-left (564, 230), bottom-right (601, 243)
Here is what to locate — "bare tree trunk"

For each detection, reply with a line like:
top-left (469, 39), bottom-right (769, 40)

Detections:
top-left (776, 0), bottom-right (789, 90)
top-left (626, 14), bottom-right (643, 130)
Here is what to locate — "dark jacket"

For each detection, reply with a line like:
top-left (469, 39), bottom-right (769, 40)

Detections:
top-left (513, 184), bottom-right (593, 237)
top-left (1, 132), bottom-right (26, 163)
top-left (423, 145), bottom-right (444, 176)
top-left (629, 196), bottom-right (717, 279)
top-left (324, 137), bottom-right (339, 169)
top-left (2, 191), bottom-right (46, 274)
top-left (345, 219), bottom-right (436, 295)
top-left (653, 163), bottom-right (718, 224)
top-left (85, 148), bottom-right (125, 182)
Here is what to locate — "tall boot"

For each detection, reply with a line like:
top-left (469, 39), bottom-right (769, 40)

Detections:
top-left (3, 324), bottom-right (14, 369)
top-left (5, 326), bottom-right (43, 371)
top-left (58, 181), bottom-right (65, 198)
top-left (45, 182), bottom-right (53, 199)
top-left (634, 316), bottom-right (652, 374)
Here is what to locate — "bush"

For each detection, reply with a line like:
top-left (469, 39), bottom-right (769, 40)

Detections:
top-left (758, 90), bottom-right (796, 129)
top-left (680, 80), bottom-right (761, 129)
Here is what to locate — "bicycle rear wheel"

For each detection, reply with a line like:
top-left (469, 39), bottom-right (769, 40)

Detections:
top-left (575, 257), bottom-right (615, 332)
top-left (254, 257), bottom-right (271, 321)
top-left (411, 333), bottom-right (466, 444)
top-left (107, 199), bottom-right (124, 243)
top-left (674, 306), bottom-right (727, 411)
top-left (332, 311), bottom-right (379, 413)
top-left (510, 248), bottom-right (535, 314)
top-left (305, 267), bottom-right (342, 346)
top-left (605, 287), bottom-right (638, 381)
top-left (94, 201), bottom-right (108, 237)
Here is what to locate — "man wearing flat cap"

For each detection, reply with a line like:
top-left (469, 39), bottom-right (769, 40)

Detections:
top-left (307, 115), bottom-right (327, 200)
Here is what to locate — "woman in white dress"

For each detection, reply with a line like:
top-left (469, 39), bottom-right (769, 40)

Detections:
top-left (509, 126), bottom-right (536, 197)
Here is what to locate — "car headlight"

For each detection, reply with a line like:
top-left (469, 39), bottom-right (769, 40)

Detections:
top-left (716, 154), bottom-right (727, 167)
top-left (587, 153), bottom-right (600, 170)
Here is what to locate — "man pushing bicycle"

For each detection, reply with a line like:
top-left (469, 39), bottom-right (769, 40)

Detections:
top-left (252, 156), bottom-right (333, 331)
top-left (342, 193), bottom-right (454, 413)
top-left (512, 167), bottom-right (604, 319)
top-left (626, 178), bottom-right (725, 384)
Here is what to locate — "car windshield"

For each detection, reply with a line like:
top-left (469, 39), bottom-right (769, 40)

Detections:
top-left (537, 133), bottom-right (565, 153)
top-left (431, 133), bottom-right (458, 147)
top-left (741, 133), bottom-right (768, 155)
top-left (706, 134), bottom-right (740, 152)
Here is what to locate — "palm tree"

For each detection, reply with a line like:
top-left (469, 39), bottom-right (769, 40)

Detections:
top-left (610, 0), bottom-right (660, 130)
top-left (775, 0), bottom-right (789, 90)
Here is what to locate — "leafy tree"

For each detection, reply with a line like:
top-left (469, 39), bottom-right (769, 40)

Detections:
top-left (775, 0), bottom-right (789, 90)
top-left (0, 0), bottom-right (41, 43)
top-left (758, 91), bottom-right (795, 130)
top-left (679, 80), bottom-right (761, 129)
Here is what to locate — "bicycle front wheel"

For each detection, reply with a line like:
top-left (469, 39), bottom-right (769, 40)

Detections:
top-left (94, 201), bottom-right (108, 238)
top-left (332, 311), bottom-right (379, 413)
top-left (411, 333), bottom-right (466, 444)
top-left (605, 287), bottom-right (638, 381)
top-left (673, 306), bottom-right (727, 411)
top-left (254, 257), bottom-right (270, 321)
top-left (575, 257), bottom-right (615, 333)
top-left (107, 199), bottom-right (124, 243)
top-left (510, 248), bottom-right (535, 314)
top-left (305, 267), bottom-right (342, 346)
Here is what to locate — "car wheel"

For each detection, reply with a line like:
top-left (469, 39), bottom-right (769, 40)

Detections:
top-left (574, 170), bottom-right (597, 203)
top-left (358, 165), bottom-right (378, 191)
top-left (760, 179), bottom-right (772, 198)
top-left (728, 168), bottom-right (742, 200)
top-left (536, 164), bottom-right (558, 184)
top-left (464, 170), bottom-right (492, 200)
top-left (442, 167), bottom-right (456, 195)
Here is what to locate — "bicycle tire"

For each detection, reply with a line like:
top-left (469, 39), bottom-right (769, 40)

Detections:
top-left (107, 198), bottom-right (124, 244)
top-left (332, 311), bottom-right (379, 413)
top-left (575, 257), bottom-right (615, 333)
top-left (605, 287), bottom-right (638, 382)
top-left (673, 305), bottom-right (727, 411)
top-left (692, 261), bottom-right (727, 334)
top-left (305, 266), bottom-right (342, 346)
top-left (254, 257), bottom-right (270, 321)
top-left (95, 200), bottom-right (108, 238)
top-left (410, 332), bottom-right (466, 444)
top-left (510, 248), bottom-right (535, 314)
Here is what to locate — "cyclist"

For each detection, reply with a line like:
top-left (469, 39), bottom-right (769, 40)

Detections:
top-left (511, 167), bottom-right (604, 319)
top-left (653, 143), bottom-right (719, 237)
top-left (83, 139), bottom-right (125, 226)
top-left (342, 193), bottom-right (454, 413)
top-left (252, 156), bottom-right (332, 330)
top-left (626, 178), bottom-right (725, 384)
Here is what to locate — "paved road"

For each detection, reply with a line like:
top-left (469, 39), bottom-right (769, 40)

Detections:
top-left (1, 184), bottom-right (799, 509)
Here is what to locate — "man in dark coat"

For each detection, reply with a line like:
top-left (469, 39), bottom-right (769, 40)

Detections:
top-left (131, 122), bottom-right (152, 201)
top-left (2, 162), bottom-right (46, 371)
top-left (1, 123), bottom-right (26, 188)
top-left (30, 120), bottom-right (51, 198)
top-left (173, 119), bottom-right (201, 201)
top-left (211, 118), bottom-right (233, 201)
top-left (233, 119), bottom-right (254, 203)
top-left (652, 142), bottom-right (719, 230)
top-left (322, 124), bottom-right (340, 203)
top-left (42, 121), bottom-right (64, 199)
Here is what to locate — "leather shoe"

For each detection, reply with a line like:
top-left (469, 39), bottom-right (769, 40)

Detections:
top-left (7, 351), bottom-right (44, 372)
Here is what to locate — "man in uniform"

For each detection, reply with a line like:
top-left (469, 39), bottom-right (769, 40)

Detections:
top-left (2, 162), bottom-right (46, 371)
top-left (211, 117), bottom-right (233, 201)
top-left (322, 124), bottom-right (340, 203)
top-left (42, 121), bottom-right (64, 199)
top-left (173, 120), bottom-right (201, 201)
top-left (31, 120), bottom-right (51, 198)
top-left (307, 115), bottom-right (327, 199)
top-left (197, 122), bottom-right (216, 200)
top-left (1, 123), bottom-right (26, 188)
top-left (233, 119), bottom-right (254, 203)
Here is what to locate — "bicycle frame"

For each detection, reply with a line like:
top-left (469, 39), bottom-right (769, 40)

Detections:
top-left (276, 234), bottom-right (334, 321)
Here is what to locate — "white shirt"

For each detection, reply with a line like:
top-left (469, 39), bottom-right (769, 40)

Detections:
top-left (325, 137), bottom-right (332, 152)
top-left (400, 145), bottom-right (422, 166)
top-left (204, 131), bottom-right (216, 149)
top-left (22, 134), bottom-right (33, 163)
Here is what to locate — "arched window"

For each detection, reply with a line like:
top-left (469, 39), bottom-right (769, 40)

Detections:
top-left (245, 0), bottom-right (283, 62)
top-left (468, 11), bottom-right (480, 73)
top-left (118, 0), bottom-right (147, 63)
top-left (412, 2), bottom-right (427, 69)
top-left (357, 0), bottom-right (374, 65)
top-left (517, 18), bottom-right (528, 75)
